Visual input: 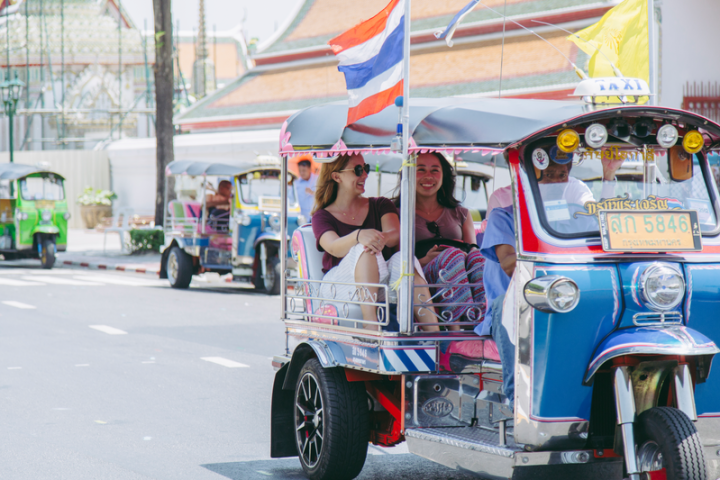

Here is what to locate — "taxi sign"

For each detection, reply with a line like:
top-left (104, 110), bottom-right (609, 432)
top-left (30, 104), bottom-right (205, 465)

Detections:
top-left (598, 210), bottom-right (702, 252)
top-left (572, 77), bottom-right (651, 104)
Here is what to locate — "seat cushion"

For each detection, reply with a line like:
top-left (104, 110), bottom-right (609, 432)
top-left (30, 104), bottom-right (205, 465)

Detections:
top-left (438, 338), bottom-right (501, 372)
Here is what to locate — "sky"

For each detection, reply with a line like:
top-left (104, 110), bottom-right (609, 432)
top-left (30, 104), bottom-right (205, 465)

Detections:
top-left (120, 0), bottom-right (303, 43)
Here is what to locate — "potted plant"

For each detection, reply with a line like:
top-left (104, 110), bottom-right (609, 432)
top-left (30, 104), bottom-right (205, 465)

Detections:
top-left (78, 187), bottom-right (117, 229)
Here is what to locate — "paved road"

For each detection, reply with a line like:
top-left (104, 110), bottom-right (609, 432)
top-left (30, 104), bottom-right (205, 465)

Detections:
top-left (0, 265), bottom-right (492, 480)
top-left (0, 264), bottom-right (623, 480)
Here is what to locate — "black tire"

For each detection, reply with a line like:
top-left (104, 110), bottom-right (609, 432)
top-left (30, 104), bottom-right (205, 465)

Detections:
top-left (635, 407), bottom-right (708, 480)
top-left (255, 253), bottom-right (281, 295)
top-left (294, 359), bottom-right (369, 480)
top-left (40, 238), bottom-right (55, 269)
top-left (166, 246), bottom-right (193, 289)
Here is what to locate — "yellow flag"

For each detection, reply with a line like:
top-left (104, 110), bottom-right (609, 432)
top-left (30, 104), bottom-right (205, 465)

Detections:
top-left (567, 0), bottom-right (648, 82)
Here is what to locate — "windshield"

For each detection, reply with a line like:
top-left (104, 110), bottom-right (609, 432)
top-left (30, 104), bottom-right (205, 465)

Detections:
top-left (237, 170), bottom-right (297, 205)
top-left (527, 147), bottom-right (719, 237)
top-left (19, 175), bottom-right (64, 201)
top-left (455, 174), bottom-right (488, 211)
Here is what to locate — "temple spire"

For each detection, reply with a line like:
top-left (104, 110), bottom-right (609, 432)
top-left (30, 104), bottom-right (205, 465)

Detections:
top-left (192, 0), bottom-right (215, 98)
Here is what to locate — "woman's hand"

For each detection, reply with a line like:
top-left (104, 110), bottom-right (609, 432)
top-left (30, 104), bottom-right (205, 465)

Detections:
top-left (419, 245), bottom-right (444, 266)
top-left (357, 229), bottom-right (386, 255)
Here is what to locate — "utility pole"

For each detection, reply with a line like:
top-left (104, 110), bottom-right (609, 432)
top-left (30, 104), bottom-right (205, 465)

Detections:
top-left (153, 0), bottom-right (174, 228)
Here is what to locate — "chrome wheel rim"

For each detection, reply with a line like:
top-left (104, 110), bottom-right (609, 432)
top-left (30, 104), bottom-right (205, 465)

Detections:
top-left (167, 252), bottom-right (179, 283)
top-left (295, 372), bottom-right (324, 468)
top-left (637, 440), bottom-right (664, 472)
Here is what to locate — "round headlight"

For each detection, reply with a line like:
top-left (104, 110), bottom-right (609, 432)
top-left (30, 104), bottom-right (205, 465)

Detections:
top-left (41, 210), bottom-right (52, 222)
top-left (241, 214), bottom-right (251, 226)
top-left (63, 212), bottom-right (71, 220)
top-left (548, 279), bottom-right (580, 312)
top-left (16, 211), bottom-right (28, 221)
top-left (524, 275), bottom-right (580, 314)
top-left (640, 264), bottom-right (685, 311)
top-left (557, 129), bottom-right (580, 153)
top-left (584, 123), bottom-right (608, 149)
top-left (682, 130), bottom-right (704, 155)
top-left (657, 124), bottom-right (679, 148)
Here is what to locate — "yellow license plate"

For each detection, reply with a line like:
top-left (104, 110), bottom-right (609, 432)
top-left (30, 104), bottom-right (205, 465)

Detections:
top-left (35, 200), bottom-right (55, 209)
top-left (598, 210), bottom-right (702, 252)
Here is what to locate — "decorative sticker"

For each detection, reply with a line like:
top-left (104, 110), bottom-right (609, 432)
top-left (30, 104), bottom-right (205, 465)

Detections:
top-left (532, 148), bottom-right (550, 170)
top-left (544, 199), bottom-right (571, 221)
top-left (576, 194), bottom-right (684, 217)
top-left (686, 198), bottom-right (714, 224)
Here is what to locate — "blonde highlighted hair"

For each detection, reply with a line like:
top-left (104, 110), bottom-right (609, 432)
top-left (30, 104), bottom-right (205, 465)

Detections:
top-left (311, 154), bottom-right (355, 215)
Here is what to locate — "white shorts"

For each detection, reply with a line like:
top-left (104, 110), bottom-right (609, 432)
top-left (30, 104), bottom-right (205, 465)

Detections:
top-left (320, 244), bottom-right (425, 304)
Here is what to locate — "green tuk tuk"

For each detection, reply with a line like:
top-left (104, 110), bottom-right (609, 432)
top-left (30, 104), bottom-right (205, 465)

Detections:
top-left (0, 164), bottom-right (69, 269)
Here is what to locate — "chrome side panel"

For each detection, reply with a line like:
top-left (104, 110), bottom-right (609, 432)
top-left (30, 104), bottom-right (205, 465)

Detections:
top-left (514, 260), bottom-right (589, 450)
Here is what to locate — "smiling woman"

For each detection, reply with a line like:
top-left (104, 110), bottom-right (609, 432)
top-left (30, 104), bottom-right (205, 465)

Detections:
top-left (311, 154), bottom-right (439, 332)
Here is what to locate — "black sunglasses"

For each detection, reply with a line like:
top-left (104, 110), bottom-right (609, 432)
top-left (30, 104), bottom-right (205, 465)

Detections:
top-left (340, 164), bottom-right (371, 177)
top-left (426, 221), bottom-right (442, 238)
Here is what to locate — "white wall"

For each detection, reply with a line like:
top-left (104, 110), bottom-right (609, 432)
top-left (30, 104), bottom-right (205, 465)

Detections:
top-left (106, 129), bottom-right (281, 217)
top-left (660, 0), bottom-right (720, 109)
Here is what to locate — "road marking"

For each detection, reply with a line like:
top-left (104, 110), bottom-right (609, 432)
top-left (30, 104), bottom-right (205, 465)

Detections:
top-left (89, 325), bottom-right (128, 335)
top-left (2, 300), bottom-right (36, 309)
top-left (7, 366), bottom-right (22, 370)
top-left (141, 361), bottom-right (155, 364)
top-left (0, 278), bottom-right (45, 286)
top-left (73, 274), bottom-right (164, 287)
top-left (201, 357), bottom-right (249, 368)
top-left (22, 276), bottom-right (102, 286)
top-left (95, 420), bottom-right (107, 424)
top-left (75, 364), bottom-right (90, 367)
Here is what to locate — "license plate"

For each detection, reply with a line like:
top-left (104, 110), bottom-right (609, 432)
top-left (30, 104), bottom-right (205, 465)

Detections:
top-left (598, 210), bottom-right (702, 252)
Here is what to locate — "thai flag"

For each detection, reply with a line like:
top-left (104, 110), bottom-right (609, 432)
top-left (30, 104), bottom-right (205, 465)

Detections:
top-left (434, 0), bottom-right (480, 47)
top-left (329, 0), bottom-right (405, 126)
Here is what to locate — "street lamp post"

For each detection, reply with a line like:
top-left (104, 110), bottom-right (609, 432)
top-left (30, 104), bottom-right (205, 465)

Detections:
top-left (1, 73), bottom-right (25, 164)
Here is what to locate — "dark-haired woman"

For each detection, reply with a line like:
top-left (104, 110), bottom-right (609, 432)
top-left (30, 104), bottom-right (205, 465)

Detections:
top-left (311, 153), bottom-right (438, 331)
top-left (413, 152), bottom-right (486, 324)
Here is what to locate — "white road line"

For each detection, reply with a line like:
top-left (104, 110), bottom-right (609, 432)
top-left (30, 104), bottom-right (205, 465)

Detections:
top-left (0, 278), bottom-right (45, 286)
top-left (73, 274), bottom-right (164, 287)
top-left (7, 366), bottom-right (22, 370)
top-left (89, 325), bottom-right (128, 335)
top-left (75, 364), bottom-right (90, 367)
top-left (2, 300), bottom-right (37, 309)
top-left (201, 357), bottom-right (249, 368)
top-left (22, 276), bottom-right (103, 286)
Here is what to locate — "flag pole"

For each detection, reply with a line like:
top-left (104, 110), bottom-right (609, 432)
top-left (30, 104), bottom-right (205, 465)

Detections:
top-left (647, 0), bottom-right (656, 105)
top-left (398, 0), bottom-right (415, 334)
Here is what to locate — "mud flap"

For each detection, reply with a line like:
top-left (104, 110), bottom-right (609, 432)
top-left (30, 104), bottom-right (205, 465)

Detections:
top-left (270, 363), bottom-right (297, 458)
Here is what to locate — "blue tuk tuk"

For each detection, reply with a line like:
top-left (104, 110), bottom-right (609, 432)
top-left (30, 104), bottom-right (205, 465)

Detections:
top-left (160, 159), bottom-right (302, 294)
top-left (270, 78), bottom-right (720, 480)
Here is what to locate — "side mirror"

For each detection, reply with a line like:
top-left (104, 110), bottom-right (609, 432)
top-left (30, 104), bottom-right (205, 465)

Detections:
top-left (668, 146), bottom-right (693, 182)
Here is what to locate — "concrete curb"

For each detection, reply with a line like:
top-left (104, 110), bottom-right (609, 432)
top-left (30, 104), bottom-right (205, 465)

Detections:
top-left (58, 259), bottom-right (160, 276)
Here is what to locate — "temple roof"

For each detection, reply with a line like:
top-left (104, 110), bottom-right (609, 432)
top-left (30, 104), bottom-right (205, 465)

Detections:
top-left (175, 0), bottom-right (610, 132)
top-left (259, 0), bottom-right (605, 54)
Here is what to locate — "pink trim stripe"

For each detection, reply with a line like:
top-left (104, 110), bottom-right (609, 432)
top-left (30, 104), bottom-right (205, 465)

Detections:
top-left (347, 79), bottom-right (403, 126)
top-left (329, 0), bottom-right (402, 54)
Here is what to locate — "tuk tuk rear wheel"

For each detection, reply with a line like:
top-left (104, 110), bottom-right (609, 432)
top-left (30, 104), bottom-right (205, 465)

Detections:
top-left (40, 238), bottom-right (55, 269)
top-left (255, 254), bottom-right (281, 295)
top-left (167, 246), bottom-right (193, 289)
top-left (294, 359), bottom-right (368, 480)
top-left (635, 407), bottom-right (707, 480)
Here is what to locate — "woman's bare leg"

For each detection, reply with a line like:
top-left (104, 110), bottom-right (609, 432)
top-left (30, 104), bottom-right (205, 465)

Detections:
top-left (412, 270), bottom-right (442, 332)
top-left (355, 250), bottom-right (381, 331)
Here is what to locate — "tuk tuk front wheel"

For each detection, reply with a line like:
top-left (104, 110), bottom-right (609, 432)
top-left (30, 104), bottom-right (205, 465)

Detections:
top-left (294, 359), bottom-right (368, 480)
top-left (256, 254), bottom-right (281, 295)
top-left (635, 407), bottom-right (707, 480)
top-left (40, 238), bottom-right (56, 269)
top-left (166, 246), bottom-right (193, 289)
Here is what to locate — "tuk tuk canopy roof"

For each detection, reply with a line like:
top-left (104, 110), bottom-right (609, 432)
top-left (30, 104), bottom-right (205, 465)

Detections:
top-left (165, 160), bottom-right (255, 177)
top-left (279, 98), bottom-right (720, 158)
top-left (0, 163), bottom-right (64, 180)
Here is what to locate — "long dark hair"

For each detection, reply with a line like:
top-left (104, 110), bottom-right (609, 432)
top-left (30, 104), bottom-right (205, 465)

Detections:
top-left (311, 154), bottom-right (354, 214)
top-left (393, 152), bottom-right (459, 208)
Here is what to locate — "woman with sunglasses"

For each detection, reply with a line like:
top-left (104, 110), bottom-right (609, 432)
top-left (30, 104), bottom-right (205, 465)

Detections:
top-left (311, 153), bottom-right (439, 332)
top-left (397, 152), bottom-right (486, 326)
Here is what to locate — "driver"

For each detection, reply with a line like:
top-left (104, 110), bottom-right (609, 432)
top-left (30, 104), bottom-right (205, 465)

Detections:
top-left (477, 143), bottom-right (622, 410)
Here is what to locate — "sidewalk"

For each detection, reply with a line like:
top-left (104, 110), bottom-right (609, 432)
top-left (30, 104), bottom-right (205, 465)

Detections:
top-left (57, 229), bottom-right (161, 275)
